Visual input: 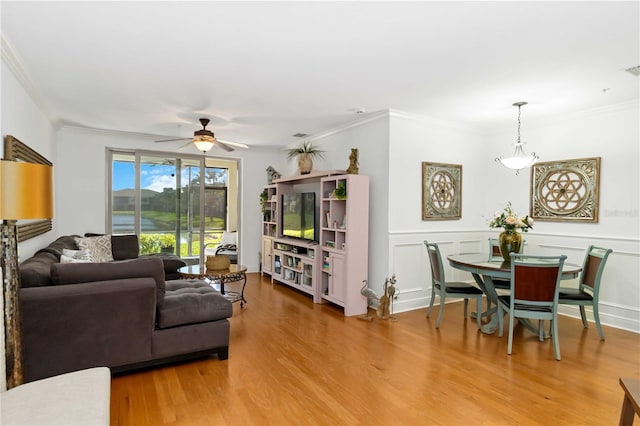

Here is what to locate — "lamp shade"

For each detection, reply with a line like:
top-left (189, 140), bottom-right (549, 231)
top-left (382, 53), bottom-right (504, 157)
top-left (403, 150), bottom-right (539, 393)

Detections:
top-left (0, 160), bottom-right (53, 219)
top-left (496, 143), bottom-right (538, 170)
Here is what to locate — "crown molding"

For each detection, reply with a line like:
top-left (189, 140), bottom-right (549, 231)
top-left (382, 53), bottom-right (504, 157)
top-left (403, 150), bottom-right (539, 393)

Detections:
top-left (1, 34), bottom-right (56, 122)
top-left (388, 108), bottom-right (488, 135)
top-left (307, 109), bottom-right (390, 142)
top-left (540, 99), bottom-right (639, 126)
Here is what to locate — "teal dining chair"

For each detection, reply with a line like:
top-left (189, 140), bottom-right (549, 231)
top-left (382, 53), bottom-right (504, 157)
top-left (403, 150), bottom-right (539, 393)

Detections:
top-left (424, 241), bottom-right (483, 329)
top-left (558, 245), bottom-right (613, 340)
top-left (497, 253), bottom-right (567, 360)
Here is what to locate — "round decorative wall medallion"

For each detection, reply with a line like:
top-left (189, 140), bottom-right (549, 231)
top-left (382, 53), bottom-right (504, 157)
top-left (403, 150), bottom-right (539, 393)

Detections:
top-left (422, 162), bottom-right (462, 220)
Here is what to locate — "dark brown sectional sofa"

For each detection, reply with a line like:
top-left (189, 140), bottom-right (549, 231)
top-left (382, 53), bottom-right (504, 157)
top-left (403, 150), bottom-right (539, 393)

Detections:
top-left (19, 235), bottom-right (233, 383)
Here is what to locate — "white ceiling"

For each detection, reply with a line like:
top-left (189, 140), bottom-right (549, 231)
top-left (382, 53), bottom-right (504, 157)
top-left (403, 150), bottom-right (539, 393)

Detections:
top-left (1, 1), bottom-right (638, 149)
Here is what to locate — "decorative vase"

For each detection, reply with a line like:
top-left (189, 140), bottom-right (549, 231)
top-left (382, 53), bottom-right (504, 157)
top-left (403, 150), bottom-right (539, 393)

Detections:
top-left (298, 154), bottom-right (313, 174)
top-left (498, 230), bottom-right (522, 261)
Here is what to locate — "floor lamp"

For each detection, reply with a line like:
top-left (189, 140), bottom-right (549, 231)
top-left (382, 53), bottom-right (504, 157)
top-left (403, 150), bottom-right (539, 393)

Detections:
top-left (0, 160), bottom-right (53, 389)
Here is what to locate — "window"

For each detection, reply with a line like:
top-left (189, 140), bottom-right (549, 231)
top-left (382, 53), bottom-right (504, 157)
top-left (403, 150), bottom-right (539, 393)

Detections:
top-left (108, 149), bottom-right (239, 262)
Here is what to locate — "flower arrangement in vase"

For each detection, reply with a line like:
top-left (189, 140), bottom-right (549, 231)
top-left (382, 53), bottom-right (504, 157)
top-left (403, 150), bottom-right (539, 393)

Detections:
top-left (489, 202), bottom-right (534, 261)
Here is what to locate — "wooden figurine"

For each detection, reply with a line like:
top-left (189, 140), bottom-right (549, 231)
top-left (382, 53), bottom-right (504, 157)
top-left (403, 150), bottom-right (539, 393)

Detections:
top-left (346, 148), bottom-right (359, 174)
top-left (377, 274), bottom-right (398, 321)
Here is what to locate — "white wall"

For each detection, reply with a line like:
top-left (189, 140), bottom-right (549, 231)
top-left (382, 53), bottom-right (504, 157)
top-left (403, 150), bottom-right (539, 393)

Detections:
top-left (309, 103), bottom-right (639, 333)
top-left (308, 112), bottom-right (390, 299)
top-left (1, 54), bottom-right (56, 391)
top-left (385, 102), bottom-right (640, 332)
top-left (387, 111), bottom-right (490, 312)
top-left (54, 126), bottom-right (283, 272)
top-left (1, 61), bottom-right (56, 259)
top-left (485, 101), bottom-right (640, 332)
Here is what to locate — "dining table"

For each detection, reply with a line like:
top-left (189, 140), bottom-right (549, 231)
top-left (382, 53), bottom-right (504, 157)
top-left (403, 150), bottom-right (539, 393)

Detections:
top-left (447, 253), bottom-right (582, 335)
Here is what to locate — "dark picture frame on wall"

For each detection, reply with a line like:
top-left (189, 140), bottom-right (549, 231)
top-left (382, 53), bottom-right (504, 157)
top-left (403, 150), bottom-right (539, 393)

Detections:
top-left (422, 162), bottom-right (462, 220)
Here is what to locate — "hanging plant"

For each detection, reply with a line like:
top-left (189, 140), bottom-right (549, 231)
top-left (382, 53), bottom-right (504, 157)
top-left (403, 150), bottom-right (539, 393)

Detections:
top-left (259, 190), bottom-right (268, 213)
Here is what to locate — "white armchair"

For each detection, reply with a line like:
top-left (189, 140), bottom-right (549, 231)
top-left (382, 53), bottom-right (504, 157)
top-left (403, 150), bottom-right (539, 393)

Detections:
top-left (1, 367), bottom-right (111, 425)
top-left (205, 231), bottom-right (237, 264)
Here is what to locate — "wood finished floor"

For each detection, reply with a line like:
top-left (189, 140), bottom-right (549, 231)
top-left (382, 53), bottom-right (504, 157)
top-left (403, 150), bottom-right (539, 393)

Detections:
top-left (110, 273), bottom-right (640, 425)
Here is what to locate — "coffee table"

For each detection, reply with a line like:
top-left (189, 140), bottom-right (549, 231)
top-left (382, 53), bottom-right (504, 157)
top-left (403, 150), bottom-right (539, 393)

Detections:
top-left (178, 264), bottom-right (248, 307)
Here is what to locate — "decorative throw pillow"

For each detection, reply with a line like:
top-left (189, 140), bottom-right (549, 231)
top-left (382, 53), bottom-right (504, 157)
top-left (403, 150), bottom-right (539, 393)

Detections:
top-left (60, 254), bottom-right (91, 264)
top-left (74, 235), bottom-right (114, 263)
top-left (220, 231), bottom-right (237, 246)
top-left (62, 248), bottom-right (90, 261)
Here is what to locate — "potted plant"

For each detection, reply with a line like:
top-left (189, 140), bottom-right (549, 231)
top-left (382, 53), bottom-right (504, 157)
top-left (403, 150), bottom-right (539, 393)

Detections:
top-left (286, 141), bottom-right (325, 174)
top-left (159, 233), bottom-right (176, 254)
top-left (332, 182), bottom-right (347, 200)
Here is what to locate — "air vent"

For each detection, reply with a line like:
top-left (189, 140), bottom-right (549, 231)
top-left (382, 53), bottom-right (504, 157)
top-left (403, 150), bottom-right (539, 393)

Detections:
top-left (625, 65), bottom-right (640, 76)
top-left (292, 133), bottom-right (309, 138)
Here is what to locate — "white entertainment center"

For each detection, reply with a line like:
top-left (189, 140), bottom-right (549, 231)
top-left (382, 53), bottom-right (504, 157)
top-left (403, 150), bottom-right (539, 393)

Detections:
top-left (260, 170), bottom-right (370, 316)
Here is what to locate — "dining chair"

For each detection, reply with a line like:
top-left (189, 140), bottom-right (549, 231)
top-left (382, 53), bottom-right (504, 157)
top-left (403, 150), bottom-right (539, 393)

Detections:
top-left (424, 241), bottom-right (483, 329)
top-left (497, 253), bottom-right (567, 360)
top-left (558, 245), bottom-right (613, 340)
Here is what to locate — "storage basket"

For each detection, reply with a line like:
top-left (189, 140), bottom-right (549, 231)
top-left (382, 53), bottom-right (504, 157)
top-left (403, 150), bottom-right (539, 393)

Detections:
top-left (206, 255), bottom-right (230, 270)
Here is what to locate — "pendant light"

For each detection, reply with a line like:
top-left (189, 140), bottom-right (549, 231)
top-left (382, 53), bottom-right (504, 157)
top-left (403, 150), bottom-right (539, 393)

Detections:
top-left (495, 101), bottom-right (538, 174)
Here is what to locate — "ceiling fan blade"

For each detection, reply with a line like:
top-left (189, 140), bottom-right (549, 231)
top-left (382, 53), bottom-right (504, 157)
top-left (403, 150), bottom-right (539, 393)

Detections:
top-left (178, 141), bottom-right (194, 150)
top-left (156, 137), bottom-right (191, 143)
top-left (217, 138), bottom-right (249, 149)
top-left (216, 140), bottom-right (235, 152)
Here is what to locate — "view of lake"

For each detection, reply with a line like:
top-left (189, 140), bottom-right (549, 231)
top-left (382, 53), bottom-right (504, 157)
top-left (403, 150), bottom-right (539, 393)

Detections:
top-left (112, 215), bottom-right (159, 232)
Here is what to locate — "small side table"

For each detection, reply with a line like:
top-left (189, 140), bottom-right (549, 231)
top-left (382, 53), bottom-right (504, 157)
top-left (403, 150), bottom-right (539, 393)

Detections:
top-left (619, 377), bottom-right (640, 426)
top-left (178, 264), bottom-right (248, 307)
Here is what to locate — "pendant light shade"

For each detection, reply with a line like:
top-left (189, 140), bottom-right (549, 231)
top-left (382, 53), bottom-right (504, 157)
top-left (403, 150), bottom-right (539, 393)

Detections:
top-left (496, 102), bottom-right (538, 174)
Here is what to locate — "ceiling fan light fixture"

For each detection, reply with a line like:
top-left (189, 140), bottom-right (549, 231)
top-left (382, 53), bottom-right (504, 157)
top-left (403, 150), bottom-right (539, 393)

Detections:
top-left (495, 101), bottom-right (538, 175)
top-left (193, 135), bottom-right (215, 152)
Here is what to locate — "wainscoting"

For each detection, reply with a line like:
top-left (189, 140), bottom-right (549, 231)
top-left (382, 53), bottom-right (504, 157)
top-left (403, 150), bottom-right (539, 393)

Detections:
top-left (387, 230), bottom-right (640, 333)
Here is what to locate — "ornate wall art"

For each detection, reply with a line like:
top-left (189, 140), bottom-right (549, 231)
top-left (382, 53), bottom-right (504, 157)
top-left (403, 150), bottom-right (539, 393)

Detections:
top-left (530, 157), bottom-right (600, 222)
top-left (421, 162), bottom-right (462, 220)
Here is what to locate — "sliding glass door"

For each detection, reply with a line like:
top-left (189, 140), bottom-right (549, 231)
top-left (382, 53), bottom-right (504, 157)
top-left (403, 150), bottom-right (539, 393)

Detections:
top-left (109, 149), bottom-right (238, 262)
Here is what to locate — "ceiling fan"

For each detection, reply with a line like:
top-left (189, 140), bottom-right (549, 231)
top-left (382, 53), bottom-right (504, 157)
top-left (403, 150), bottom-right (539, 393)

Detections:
top-left (155, 118), bottom-right (248, 153)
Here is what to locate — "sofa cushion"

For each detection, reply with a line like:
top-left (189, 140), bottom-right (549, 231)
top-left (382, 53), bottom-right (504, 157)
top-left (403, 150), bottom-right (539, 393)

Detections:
top-left (111, 234), bottom-right (140, 260)
top-left (20, 235), bottom-right (81, 288)
top-left (60, 255), bottom-right (91, 263)
top-left (62, 248), bottom-right (90, 260)
top-left (158, 280), bottom-right (233, 329)
top-left (50, 257), bottom-right (166, 307)
top-left (75, 235), bottom-right (114, 263)
top-left (20, 255), bottom-right (58, 288)
top-left (139, 253), bottom-right (186, 280)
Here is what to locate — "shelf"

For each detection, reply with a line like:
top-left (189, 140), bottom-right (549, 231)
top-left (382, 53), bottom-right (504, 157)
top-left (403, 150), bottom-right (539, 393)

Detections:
top-left (263, 174), bottom-right (369, 315)
top-left (273, 170), bottom-right (346, 183)
top-left (321, 294), bottom-right (344, 307)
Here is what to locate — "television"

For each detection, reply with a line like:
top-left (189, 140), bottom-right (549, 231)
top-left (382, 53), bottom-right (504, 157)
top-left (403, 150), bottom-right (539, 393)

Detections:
top-left (282, 192), bottom-right (316, 241)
